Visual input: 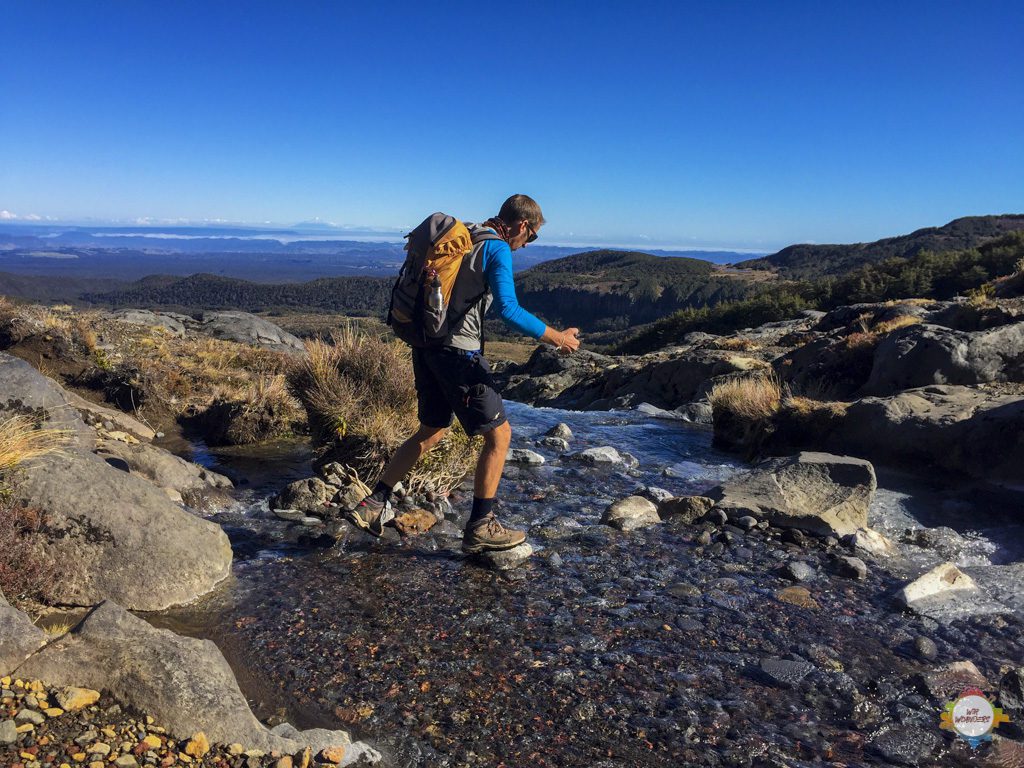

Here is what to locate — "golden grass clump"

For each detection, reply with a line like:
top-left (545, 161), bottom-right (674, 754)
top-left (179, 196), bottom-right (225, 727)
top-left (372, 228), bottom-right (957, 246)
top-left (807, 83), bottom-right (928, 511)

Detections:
top-left (783, 395), bottom-right (849, 420)
top-left (872, 314), bottom-right (921, 335)
top-left (0, 415), bottom-right (71, 476)
top-left (708, 373), bottom-right (782, 422)
top-left (708, 337), bottom-right (761, 352)
top-left (288, 327), bottom-right (478, 494)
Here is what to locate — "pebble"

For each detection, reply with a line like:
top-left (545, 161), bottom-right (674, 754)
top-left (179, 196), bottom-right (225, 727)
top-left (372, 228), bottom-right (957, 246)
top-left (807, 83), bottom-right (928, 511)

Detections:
top-left (836, 556), bottom-right (868, 580)
top-left (758, 657), bottom-right (815, 688)
top-left (784, 561), bottom-right (816, 582)
top-left (913, 635), bottom-right (938, 661)
top-left (0, 719), bottom-right (17, 744)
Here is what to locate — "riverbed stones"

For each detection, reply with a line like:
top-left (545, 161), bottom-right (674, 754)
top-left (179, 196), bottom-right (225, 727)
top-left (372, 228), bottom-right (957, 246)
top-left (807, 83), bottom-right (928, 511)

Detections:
top-left (710, 452), bottom-right (876, 538)
top-left (868, 725), bottom-right (941, 766)
top-left (921, 660), bottom-right (989, 700)
top-left (836, 556), bottom-right (868, 580)
top-left (601, 496), bottom-right (661, 531)
top-left (775, 586), bottom-right (820, 609)
top-left (783, 561), bottom-right (816, 582)
top-left (507, 448), bottom-right (545, 465)
top-left (913, 636), bottom-right (938, 662)
top-left (898, 562), bottom-right (978, 614)
top-left (570, 446), bottom-right (636, 467)
top-left (657, 495), bottom-right (714, 524)
top-left (271, 477), bottom-right (331, 514)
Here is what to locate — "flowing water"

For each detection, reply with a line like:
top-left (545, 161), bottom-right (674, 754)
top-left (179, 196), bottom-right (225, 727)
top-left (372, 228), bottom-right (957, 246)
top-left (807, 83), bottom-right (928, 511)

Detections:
top-left (152, 402), bottom-right (1024, 767)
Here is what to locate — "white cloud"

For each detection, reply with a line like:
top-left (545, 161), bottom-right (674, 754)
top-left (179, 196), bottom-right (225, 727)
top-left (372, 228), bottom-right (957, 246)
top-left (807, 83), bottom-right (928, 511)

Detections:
top-left (0, 210), bottom-right (16, 220)
top-left (23, 214), bottom-right (42, 221)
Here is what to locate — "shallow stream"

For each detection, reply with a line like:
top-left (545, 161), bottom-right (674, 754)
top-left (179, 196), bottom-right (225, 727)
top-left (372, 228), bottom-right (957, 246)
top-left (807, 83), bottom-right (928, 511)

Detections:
top-left (151, 401), bottom-right (1024, 767)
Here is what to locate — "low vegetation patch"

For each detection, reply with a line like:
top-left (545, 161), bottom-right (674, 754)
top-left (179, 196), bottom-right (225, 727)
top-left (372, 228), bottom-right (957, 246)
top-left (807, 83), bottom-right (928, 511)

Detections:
top-left (288, 327), bottom-right (478, 494)
top-left (871, 314), bottom-right (921, 335)
top-left (0, 414), bottom-right (70, 605)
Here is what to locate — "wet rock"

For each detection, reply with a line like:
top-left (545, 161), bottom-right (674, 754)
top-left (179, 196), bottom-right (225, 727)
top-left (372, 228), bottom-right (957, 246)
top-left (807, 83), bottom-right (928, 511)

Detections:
top-left (570, 446), bottom-right (634, 467)
top-left (913, 636), bottom-right (938, 662)
top-left (634, 485), bottom-right (674, 504)
top-left (783, 561), bottom-right (816, 582)
top-left (868, 725), bottom-right (940, 766)
top-left (921, 660), bottom-right (989, 700)
top-left (537, 436), bottom-right (569, 451)
top-left (898, 562), bottom-right (978, 614)
top-left (775, 586), bottom-right (820, 610)
top-left (1000, 668), bottom-right (1024, 716)
top-left (843, 527), bottom-right (895, 557)
top-left (271, 477), bottom-right (331, 515)
top-left (673, 401), bottom-right (713, 424)
top-left (544, 423), bottom-right (574, 441)
top-left (710, 452), bottom-right (876, 538)
top-left (393, 509), bottom-right (437, 536)
top-left (836, 556), bottom-right (868, 580)
top-left (507, 448), bottom-right (545, 465)
top-left (477, 543), bottom-right (534, 571)
top-left (658, 495), bottom-right (714, 524)
top-left (757, 657), bottom-right (815, 688)
top-left (94, 438), bottom-right (232, 502)
top-left (601, 496), bottom-right (661, 531)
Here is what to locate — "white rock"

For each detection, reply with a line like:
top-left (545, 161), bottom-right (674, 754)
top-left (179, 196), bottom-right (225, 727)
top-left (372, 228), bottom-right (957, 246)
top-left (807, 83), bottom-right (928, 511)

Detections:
top-left (847, 527), bottom-right (895, 557)
top-left (899, 562), bottom-right (978, 608)
top-left (507, 449), bottom-right (545, 466)
top-left (602, 496), bottom-right (661, 531)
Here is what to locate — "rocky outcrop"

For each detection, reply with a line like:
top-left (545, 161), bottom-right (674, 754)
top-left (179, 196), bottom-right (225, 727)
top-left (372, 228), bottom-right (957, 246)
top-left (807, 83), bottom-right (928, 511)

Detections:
top-left (709, 452), bottom-right (876, 538)
top-left (15, 601), bottom-right (378, 762)
top-left (200, 312), bottom-right (305, 353)
top-left (864, 321), bottom-right (1024, 395)
top-left (94, 437), bottom-right (233, 505)
top-left (112, 309), bottom-right (187, 337)
top-left (824, 385), bottom-right (1024, 484)
top-left (63, 388), bottom-right (156, 441)
top-left (0, 590), bottom-right (46, 676)
top-left (1, 353), bottom-right (232, 611)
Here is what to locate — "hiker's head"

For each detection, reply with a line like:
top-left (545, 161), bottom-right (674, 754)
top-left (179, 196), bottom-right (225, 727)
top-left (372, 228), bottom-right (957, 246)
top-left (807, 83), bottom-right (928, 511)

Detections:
top-left (498, 194), bottom-right (544, 250)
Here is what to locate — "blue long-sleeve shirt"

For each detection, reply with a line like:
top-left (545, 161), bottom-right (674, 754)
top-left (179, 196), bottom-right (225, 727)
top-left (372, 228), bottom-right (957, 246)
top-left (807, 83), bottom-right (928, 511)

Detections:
top-left (480, 238), bottom-right (547, 339)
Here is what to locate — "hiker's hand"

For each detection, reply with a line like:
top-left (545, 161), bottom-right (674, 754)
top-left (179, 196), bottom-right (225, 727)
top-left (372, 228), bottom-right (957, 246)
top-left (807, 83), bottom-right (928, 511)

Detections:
top-left (558, 328), bottom-right (580, 355)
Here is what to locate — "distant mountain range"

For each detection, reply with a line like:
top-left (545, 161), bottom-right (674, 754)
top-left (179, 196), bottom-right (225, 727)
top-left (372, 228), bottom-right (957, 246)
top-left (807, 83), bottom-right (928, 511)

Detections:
top-left (735, 215), bottom-right (1024, 279)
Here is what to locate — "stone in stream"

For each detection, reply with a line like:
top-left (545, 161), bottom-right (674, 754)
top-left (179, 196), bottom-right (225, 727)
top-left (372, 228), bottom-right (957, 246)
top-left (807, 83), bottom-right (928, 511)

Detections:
top-left (913, 636), bottom-right (938, 662)
top-left (783, 561), bottom-right (816, 582)
top-left (843, 527), bottom-right (895, 557)
top-left (633, 485), bottom-right (674, 504)
top-left (757, 657), bottom-right (815, 688)
top-left (868, 726), bottom-right (941, 766)
top-left (601, 496), bottom-right (661, 531)
top-left (392, 509), bottom-right (437, 536)
top-left (898, 562), bottom-right (978, 615)
top-left (271, 477), bottom-right (331, 514)
top-left (657, 496), bottom-right (715, 524)
top-left (921, 660), bottom-right (989, 700)
top-left (709, 452), bottom-right (875, 538)
top-left (475, 543), bottom-right (535, 571)
top-left (507, 448), bottom-right (545, 465)
top-left (544, 422), bottom-right (573, 441)
top-left (569, 446), bottom-right (637, 468)
top-left (836, 556), bottom-right (868, 580)
top-left (537, 436), bottom-right (569, 451)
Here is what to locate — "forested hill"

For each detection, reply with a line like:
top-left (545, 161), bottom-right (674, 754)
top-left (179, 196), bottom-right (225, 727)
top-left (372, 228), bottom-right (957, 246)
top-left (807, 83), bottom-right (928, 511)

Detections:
top-left (513, 250), bottom-right (757, 332)
top-left (83, 273), bottom-right (392, 315)
top-left (735, 215), bottom-right (1024, 279)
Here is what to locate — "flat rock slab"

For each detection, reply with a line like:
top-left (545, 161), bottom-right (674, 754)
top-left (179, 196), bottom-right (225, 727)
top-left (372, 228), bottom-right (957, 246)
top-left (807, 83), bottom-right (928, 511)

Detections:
top-left (0, 590), bottom-right (46, 677)
top-left (710, 451), bottom-right (876, 538)
top-left (507, 448), bottom-right (545, 465)
top-left (757, 657), bottom-right (815, 688)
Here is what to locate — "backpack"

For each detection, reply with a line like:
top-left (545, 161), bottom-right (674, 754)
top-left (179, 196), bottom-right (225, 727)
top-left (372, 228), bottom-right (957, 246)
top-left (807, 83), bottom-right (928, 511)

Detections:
top-left (387, 212), bottom-right (497, 347)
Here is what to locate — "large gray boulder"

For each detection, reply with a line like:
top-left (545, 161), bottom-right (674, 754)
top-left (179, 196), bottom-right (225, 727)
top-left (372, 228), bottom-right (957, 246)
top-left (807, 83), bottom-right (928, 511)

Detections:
top-left (0, 589), bottom-right (46, 677)
top-left (15, 601), bottom-right (358, 756)
top-left (709, 452), bottom-right (876, 537)
top-left (200, 312), bottom-right (304, 353)
top-left (112, 309), bottom-right (187, 337)
top-left (95, 437), bottom-right (233, 503)
top-left (825, 385), bottom-right (1024, 484)
top-left (63, 388), bottom-right (156, 441)
top-left (864, 322), bottom-right (1024, 395)
top-left (13, 450), bottom-right (232, 610)
top-left (1, 353), bottom-right (232, 610)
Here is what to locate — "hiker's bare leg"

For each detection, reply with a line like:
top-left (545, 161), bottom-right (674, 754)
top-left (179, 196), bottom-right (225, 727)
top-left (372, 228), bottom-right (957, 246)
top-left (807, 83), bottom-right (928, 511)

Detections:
top-left (474, 420), bottom-right (511, 498)
top-left (380, 424), bottom-right (449, 489)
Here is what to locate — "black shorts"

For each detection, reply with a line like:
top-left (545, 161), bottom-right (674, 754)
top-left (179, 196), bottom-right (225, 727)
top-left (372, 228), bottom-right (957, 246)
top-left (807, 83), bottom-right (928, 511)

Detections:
top-left (411, 347), bottom-right (507, 436)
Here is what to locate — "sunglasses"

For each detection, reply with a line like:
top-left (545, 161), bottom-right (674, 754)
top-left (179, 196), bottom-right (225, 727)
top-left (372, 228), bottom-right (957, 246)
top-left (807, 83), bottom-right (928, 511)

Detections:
top-left (525, 220), bottom-right (538, 243)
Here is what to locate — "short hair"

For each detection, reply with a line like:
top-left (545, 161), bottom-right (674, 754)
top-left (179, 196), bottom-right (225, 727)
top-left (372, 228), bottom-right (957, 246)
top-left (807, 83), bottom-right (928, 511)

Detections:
top-left (498, 194), bottom-right (545, 228)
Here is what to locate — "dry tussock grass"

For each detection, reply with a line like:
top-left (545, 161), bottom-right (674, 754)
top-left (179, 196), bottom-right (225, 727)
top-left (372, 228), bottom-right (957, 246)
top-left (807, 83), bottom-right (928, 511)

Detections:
top-left (872, 315), bottom-right (921, 335)
top-left (708, 337), bottom-right (761, 352)
top-left (0, 415), bottom-right (71, 475)
top-left (709, 373), bottom-right (782, 422)
top-left (289, 327), bottom-right (478, 493)
top-left (882, 298), bottom-right (935, 308)
top-left (783, 395), bottom-right (849, 420)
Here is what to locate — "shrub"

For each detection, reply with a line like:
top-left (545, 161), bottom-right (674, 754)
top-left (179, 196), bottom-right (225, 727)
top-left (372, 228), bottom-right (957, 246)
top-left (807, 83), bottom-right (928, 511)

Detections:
top-left (288, 327), bottom-right (478, 494)
top-left (709, 373), bottom-right (782, 422)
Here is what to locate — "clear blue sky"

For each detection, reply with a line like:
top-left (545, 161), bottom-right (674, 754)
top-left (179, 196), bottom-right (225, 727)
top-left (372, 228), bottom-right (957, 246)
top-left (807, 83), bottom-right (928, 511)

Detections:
top-left (2, 1), bottom-right (1022, 251)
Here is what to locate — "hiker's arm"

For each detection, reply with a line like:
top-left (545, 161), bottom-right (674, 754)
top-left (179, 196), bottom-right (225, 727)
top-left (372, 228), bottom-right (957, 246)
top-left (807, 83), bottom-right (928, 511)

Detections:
top-left (484, 241), bottom-right (547, 339)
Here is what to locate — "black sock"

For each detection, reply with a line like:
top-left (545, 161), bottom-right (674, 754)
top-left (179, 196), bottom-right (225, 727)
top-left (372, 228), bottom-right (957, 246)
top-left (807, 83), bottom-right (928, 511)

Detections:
top-left (468, 497), bottom-right (495, 526)
top-left (370, 481), bottom-right (393, 504)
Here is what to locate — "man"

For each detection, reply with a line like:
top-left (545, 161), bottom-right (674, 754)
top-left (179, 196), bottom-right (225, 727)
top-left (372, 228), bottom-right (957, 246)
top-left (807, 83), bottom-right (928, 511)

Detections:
top-left (347, 194), bottom-right (580, 552)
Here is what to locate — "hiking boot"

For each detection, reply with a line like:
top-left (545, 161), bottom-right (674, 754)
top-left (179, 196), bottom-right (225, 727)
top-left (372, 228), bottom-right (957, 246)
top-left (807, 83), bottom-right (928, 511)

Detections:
top-left (345, 496), bottom-right (394, 537)
top-left (462, 513), bottom-right (526, 554)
